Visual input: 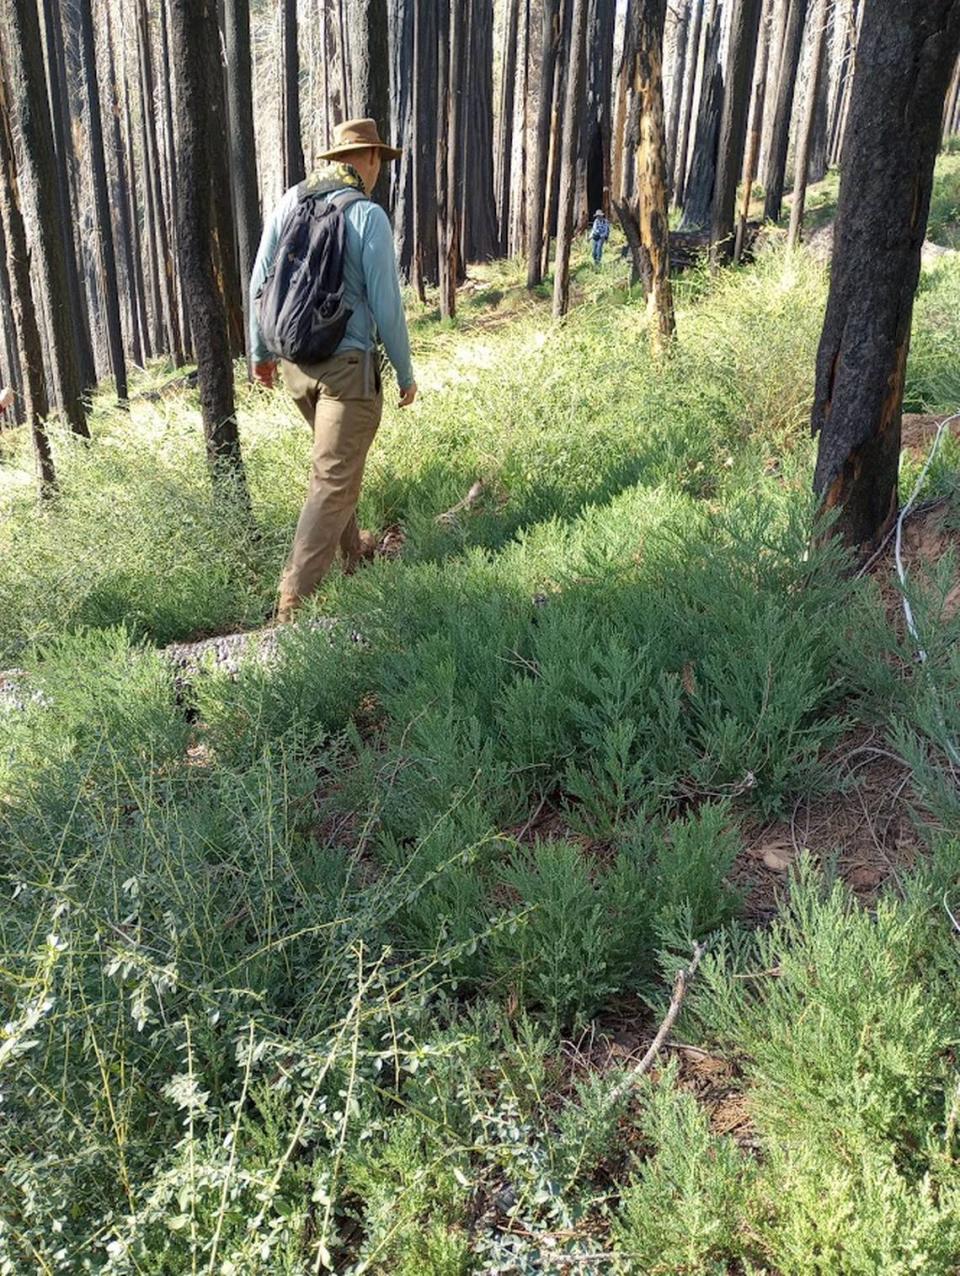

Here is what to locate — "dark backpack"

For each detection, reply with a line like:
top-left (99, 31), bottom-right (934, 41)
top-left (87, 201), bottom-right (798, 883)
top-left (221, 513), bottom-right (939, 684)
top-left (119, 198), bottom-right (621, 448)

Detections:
top-left (256, 184), bottom-right (367, 365)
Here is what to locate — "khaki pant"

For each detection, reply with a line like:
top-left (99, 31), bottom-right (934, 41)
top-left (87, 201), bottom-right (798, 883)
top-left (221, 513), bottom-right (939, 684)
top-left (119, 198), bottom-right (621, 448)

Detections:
top-left (278, 350), bottom-right (383, 619)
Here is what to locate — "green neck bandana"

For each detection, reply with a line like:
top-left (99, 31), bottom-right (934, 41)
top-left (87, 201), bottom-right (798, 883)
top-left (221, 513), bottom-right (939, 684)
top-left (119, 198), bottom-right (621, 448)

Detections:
top-left (304, 160), bottom-right (366, 195)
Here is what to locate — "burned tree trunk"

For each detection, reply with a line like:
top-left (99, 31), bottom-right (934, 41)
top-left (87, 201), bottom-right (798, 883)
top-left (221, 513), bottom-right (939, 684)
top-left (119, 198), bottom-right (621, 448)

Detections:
top-left (0, 41), bottom-right (56, 493)
top-left (389, 0), bottom-right (415, 272)
top-left (812, 0), bottom-right (960, 549)
top-left (77, 0), bottom-right (127, 402)
top-left (224, 0), bottom-right (262, 369)
top-left (673, 0), bottom-right (706, 207)
top-left (461, 0), bottom-right (499, 262)
top-left (578, 0), bottom-right (617, 224)
top-left (437, 0), bottom-right (462, 318)
top-left (762, 0), bottom-right (809, 221)
top-left (552, 0), bottom-right (589, 317)
top-left (123, 55), bottom-right (154, 361)
top-left (511, 0), bottom-right (533, 257)
top-left (204, 19), bottom-right (246, 360)
top-left (679, 2), bottom-right (723, 231)
top-left (735, 0), bottom-right (774, 260)
top-left (104, 6), bottom-right (144, 369)
top-left (786, 0), bottom-right (828, 248)
top-left (138, 0), bottom-right (184, 365)
top-left (497, 0), bottom-right (520, 254)
top-left (4, 0), bottom-right (88, 435)
top-left (282, 0), bottom-right (305, 186)
top-left (828, 0), bottom-right (859, 166)
top-left (664, 0), bottom-right (691, 195)
top-left (41, 0), bottom-right (96, 391)
top-left (711, 0), bottom-right (763, 262)
top-left (410, 0), bottom-right (439, 294)
top-left (616, 0), bottom-right (676, 345)
top-left (527, 0), bottom-right (561, 287)
top-left (159, 0), bottom-right (192, 360)
top-left (346, 0), bottom-right (391, 205)
top-left (169, 0), bottom-right (249, 495)
top-left (807, 0), bottom-right (832, 182)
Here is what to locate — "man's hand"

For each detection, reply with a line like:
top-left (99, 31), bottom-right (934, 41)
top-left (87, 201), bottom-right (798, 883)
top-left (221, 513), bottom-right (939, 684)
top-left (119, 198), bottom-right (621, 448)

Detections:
top-left (398, 382), bottom-right (417, 408)
top-left (254, 360), bottom-right (277, 390)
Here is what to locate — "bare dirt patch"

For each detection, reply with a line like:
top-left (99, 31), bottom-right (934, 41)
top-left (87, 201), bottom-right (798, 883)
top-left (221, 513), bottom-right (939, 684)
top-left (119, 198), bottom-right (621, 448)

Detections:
top-left (741, 730), bottom-right (927, 921)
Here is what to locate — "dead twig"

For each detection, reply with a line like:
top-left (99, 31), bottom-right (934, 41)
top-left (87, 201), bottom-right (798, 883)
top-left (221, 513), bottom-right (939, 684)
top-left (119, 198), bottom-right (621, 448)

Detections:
top-left (436, 480), bottom-right (484, 527)
top-left (608, 942), bottom-right (707, 1106)
top-left (945, 894), bottom-right (960, 936)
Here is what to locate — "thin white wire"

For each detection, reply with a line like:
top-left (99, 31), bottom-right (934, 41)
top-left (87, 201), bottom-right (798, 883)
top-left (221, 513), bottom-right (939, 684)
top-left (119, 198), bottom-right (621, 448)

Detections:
top-left (893, 409), bottom-right (960, 767)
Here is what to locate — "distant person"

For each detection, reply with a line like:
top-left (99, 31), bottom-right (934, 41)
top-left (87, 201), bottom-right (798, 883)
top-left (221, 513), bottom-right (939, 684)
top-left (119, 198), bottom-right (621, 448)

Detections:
top-left (590, 209), bottom-right (611, 265)
top-left (249, 118), bottom-right (417, 624)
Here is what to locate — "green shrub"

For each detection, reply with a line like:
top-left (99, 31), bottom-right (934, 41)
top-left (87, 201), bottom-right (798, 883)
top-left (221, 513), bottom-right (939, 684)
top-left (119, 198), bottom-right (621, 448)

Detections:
top-left (613, 1063), bottom-right (756, 1275)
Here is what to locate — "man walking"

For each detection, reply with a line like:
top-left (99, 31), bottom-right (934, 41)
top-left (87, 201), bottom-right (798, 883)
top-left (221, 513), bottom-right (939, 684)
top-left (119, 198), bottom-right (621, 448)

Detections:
top-left (250, 119), bottom-right (417, 623)
top-left (590, 209), bottom-right (611, 265)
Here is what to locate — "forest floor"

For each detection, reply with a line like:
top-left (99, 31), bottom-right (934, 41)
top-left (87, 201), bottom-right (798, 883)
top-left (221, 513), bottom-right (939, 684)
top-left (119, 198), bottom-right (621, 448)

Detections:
top-left (2, 161), bottom-right (960, 1274)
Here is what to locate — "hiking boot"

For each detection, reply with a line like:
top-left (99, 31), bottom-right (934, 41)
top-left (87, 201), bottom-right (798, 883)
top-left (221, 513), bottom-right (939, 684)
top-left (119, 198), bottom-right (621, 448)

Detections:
top-left (343, 530), bottom-right (378, 576)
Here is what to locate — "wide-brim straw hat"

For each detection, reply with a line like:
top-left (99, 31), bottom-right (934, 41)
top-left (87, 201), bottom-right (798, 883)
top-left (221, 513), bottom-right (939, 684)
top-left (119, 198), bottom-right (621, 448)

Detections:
top-left (318, 118), bottom-right (403, 162)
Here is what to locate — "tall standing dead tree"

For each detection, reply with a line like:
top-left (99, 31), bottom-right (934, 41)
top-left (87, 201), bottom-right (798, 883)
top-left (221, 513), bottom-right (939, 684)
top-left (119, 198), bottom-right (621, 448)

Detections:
top-left (0, 36), bottom-right (56, 492)
top-left (169, 0), bottom-right (249, 496)
top-left (786, 0), bottom-right (829, 248)
top-left (553, 0), bottom-right (589, 317)
top-left (346, 0), bottom-right (391, 205)
top-left (762, 0), bottom-right (809, 221)
top-left (673, 0), bottom-right (707, 206)
top-left (282, 0), bottom-right (305, 186)
top-left (224, 0), bottom-right (262, 368)
top-left (77, 0), bottom-right (127, 402)
top-left (615, 0), bottom-right (676, 346)
top-left (41, 0), bottom-right (96, 390)
top-left (3, 0), bottom-right (88, 436)
top-left (527, 0), bottom-right (561, 288)
top-left (734, 0), bottom-right (774, 259)
top-left (578, 0), bottom-right (617, 223)
top-left (437, 0), bottom-right (462, 318)
top-left (711, 0), bottom-right (763, 262)
top-left (497, 0), bottom-right (520, 254)
top-left (811, 0), bottom-right (960, 548)
top-left (679, 0), bottom-right (724, 231)
top-left (138, 0), bottom-right (184, 364)
top-left (461, 0), bottom-right (499, 263)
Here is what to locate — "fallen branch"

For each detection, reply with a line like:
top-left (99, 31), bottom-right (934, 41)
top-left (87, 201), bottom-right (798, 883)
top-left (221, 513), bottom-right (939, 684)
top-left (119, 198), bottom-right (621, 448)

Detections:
top-left (945, 894), bottom-right (960, 936)
top-left (608, 941), bottom-right (707, 1106)
top-left (436, 479), bottom-right (484, 527)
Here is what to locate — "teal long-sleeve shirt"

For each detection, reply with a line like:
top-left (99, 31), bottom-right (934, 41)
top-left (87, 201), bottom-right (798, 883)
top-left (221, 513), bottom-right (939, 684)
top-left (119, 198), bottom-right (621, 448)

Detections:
top-left (249, 185), bottom-right (415, 391)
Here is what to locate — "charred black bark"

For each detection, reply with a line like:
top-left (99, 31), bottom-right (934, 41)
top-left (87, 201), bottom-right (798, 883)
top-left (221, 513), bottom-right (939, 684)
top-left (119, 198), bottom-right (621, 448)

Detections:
top-left (0, 44), bottom-right (55, 492)
top-left (282, 0), bottom-right (305, 186)
top-left (527, 0), bottom-right (561, 287)
top-left (347, 0), bottom-right (391, 206)
top-left (461, 0), bottom-right (499, 261)
top-left (762, 0), bottom-right (809, 221)
top-left (224, 0), bottom-right (262, 367)
top-left (811, 0), bottom-right (960, 548)
top-left (552, 0), bottom-right (589, 317)
top-left (41, 0), bottom-right (96, 390)
top-left (4, 0), bottom-right (88, 435)
top-left (497, 0), bottom-right (520, 254)
top-left (76, 0), bottom-right (127, 401)
top-left (169, 0), bottom-right (249, 496)
top-left (711, 0), bottom-right (763, 261)
top-left (577, 0), bottom-right (616, 223)
top-left (679, 3), bottom-right (723, 231)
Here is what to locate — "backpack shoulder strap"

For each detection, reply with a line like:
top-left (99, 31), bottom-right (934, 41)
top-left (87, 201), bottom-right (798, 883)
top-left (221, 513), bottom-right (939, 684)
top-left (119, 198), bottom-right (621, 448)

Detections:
top-left (328, 187), bottom-right (369, 212)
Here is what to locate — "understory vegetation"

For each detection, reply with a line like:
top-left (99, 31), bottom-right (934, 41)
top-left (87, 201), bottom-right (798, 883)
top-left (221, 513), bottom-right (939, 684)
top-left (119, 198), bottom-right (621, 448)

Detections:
top-left (3, 172), bottom-right (960, 1272)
